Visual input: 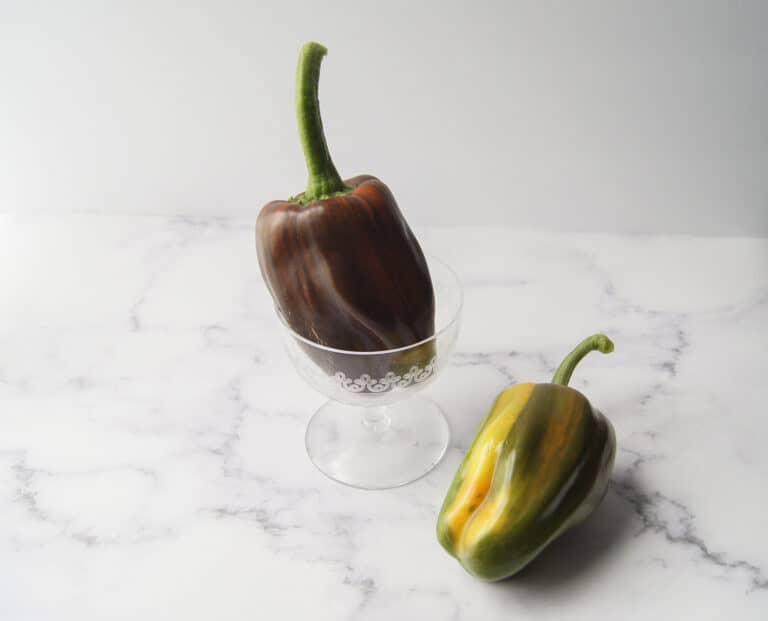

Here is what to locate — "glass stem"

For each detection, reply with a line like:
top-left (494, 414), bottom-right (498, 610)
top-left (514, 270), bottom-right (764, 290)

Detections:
top-left (361, 405), bottom-right (391, 433)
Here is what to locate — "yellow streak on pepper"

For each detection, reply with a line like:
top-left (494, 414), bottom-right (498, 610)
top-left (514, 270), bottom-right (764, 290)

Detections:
top-left (459, 387), bottom-right (584, 552)
top-left (524, 388), bottom-right (583, 499)
top-left (442, 383), bottom-right (534, 548)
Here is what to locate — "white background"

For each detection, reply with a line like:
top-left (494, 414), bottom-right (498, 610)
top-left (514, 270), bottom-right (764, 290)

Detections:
top-left (1, 0), bottom-right (766, 235)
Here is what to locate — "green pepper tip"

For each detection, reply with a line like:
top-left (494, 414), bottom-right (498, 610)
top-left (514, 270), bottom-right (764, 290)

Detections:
top-left (551, 333), bottom-right (615, 386)
top-left (595, 334), bottom-right (614, 354)
top-left (301, 41), bottom-right (327, 57)
top-left (295, 41), bottom-right (349, 203)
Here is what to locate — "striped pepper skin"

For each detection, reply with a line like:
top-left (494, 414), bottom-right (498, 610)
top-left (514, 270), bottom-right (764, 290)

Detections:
top-left (257, 173), bottom-right (434, 353)
top-left (437, 335), bottom-right (616, 581)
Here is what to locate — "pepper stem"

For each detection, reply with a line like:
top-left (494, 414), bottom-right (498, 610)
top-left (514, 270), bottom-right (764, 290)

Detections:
top-left (295, 42), bottom-right (349, 203)
top-left (551, 334), bottom-right (614, 386)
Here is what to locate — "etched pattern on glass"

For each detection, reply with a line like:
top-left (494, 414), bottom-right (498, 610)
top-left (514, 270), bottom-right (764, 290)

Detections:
top-left (332, 357), bottom-right (438, 394)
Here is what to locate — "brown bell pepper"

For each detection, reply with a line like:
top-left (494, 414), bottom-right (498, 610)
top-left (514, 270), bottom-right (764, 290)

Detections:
top-left (256, 43), bottom-right (434, 374)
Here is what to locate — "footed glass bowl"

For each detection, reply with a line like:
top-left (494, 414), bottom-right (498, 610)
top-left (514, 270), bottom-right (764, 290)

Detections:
top-left (276, 255), bottom-right (462, 489)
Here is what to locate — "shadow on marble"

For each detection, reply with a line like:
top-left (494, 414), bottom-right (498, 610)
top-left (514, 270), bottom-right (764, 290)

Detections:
top-left (496, 468), bottom-right (641, 592)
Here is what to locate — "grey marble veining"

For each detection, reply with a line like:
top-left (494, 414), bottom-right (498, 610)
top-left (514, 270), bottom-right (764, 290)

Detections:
top-left (1, 213), bottom-right (767, 619)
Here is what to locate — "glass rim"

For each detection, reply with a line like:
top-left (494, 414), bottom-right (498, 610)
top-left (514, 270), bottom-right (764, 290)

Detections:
top-left (274, 254), bottom-right (463, 356)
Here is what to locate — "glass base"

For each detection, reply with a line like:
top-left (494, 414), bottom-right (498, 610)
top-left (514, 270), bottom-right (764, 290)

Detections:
top-left (305, 395), bottom-right (451, 490)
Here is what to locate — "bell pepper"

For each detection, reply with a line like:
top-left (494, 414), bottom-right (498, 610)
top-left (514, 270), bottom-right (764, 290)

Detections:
top-left (436, 334), bottom-right (616, 580)
top-left (256, 42), bottom-right (434, 374)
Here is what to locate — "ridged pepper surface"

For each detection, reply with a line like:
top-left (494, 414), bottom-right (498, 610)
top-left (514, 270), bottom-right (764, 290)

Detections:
top-left (437, 334), bottom-right (617, 580)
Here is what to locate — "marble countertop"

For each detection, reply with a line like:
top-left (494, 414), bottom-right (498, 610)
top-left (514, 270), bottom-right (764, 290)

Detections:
top-left (2, 213), bottom-right (767, 620)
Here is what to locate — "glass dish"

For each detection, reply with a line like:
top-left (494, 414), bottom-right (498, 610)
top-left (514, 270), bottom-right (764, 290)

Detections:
top-left (275, 255), bottom-right (462, 489)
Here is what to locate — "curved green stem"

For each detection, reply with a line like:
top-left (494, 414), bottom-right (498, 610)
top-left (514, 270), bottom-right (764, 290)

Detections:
top-left (295, 42), bottom-right (349, 203)
top-left (551, 334), bottom-right (614, 386)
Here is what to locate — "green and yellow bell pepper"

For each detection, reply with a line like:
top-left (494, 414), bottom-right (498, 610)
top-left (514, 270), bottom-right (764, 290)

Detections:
top-left (437, 334), bottom-right (616, 580)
